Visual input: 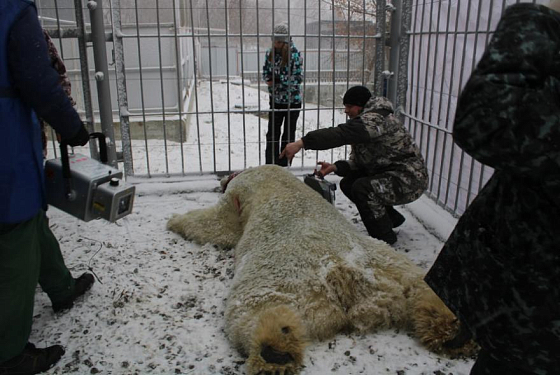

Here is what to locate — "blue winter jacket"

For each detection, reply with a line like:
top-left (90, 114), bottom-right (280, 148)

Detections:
top-left (0, 0), bottom-right (83, 223)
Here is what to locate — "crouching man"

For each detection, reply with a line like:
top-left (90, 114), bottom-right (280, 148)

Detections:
top-left (281, 86), bottom-right (428, 244)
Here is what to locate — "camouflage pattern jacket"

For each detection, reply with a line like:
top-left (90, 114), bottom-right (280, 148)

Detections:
top-left (302, 96), bottom-right (428, 192)
top-left (425, 4), bottom-right (560, 373)
top-left (262, 42), bottom-right (303, 105)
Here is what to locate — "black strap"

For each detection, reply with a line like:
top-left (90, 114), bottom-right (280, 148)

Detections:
top-left (0, 87), bottom-right (18, 98)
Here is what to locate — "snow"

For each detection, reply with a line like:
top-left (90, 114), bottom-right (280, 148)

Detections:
top-left (34, 81), bottom-right (475, 374)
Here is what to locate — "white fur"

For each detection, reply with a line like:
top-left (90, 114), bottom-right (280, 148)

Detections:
top-left (168, 165), bottom-right (475, 375)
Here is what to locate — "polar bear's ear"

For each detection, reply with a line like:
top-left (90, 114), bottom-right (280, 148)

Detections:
top-left (233, 195), bottom-right (242, 215)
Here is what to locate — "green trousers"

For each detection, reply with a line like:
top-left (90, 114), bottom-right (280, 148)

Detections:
top-left (0, 210), bottom-right (75, 362)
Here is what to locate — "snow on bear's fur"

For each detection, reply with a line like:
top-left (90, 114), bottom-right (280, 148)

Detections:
top-left (167, 165), bottom-right (476, 375)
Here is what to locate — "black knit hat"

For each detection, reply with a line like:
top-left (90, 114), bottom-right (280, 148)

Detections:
top-left (343, 85), bottom-right (372, 107)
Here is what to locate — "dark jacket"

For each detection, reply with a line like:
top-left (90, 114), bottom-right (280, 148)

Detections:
top-left (425, 4), bottom-right (560, 372)
top-left (302, 96), bottom-right (428, 193)
top-left (0, 0), bottom-right (84, 223)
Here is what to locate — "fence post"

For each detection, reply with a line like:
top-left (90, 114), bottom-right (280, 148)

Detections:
top-left (396, 0), bottom-right (412, 118)
top-left (387, 0), bottom-right (401, 106)
top-left (374, 0), bottom-right (387, 96)
top-left (74, 0), bottom-right (98, 160)
top-left (111, 0), bottom-right (134, 176)
top-left (88, 0), bottom-right (118, 168)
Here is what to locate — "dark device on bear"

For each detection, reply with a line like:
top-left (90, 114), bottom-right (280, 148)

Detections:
top-left (304, 173), bottom-right (336, 204)
top-left (44, 132), bottom-right (135, 222)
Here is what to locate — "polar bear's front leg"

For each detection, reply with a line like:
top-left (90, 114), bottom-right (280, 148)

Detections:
top-left (167, 200), bottom-right (242, 248)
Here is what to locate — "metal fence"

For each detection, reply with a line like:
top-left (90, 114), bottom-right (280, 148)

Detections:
top-left (36, 0), bottom-right (547, 217)
top-left (404, 0), bottom-right (545, 215)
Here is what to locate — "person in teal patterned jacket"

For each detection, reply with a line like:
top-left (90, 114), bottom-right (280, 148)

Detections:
top-left (425, 2), bottom-right (560, 374)
top-left (262, 23), bottom-right (303, 166)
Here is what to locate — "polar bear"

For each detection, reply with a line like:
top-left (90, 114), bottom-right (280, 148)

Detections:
top-left (167, 165), bottom-right (476, 375)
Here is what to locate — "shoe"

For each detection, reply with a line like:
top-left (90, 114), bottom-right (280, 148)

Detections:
top-left (357, 207), bottom-right (398, 245)
top-left (0, 343), bottom-right (64, 374)
top-left (375, 229), bottom-right (397, 245)
top-left (52, 273), bottom-right (95, 313)
top-left (385, 206), bottom-right (405, 228)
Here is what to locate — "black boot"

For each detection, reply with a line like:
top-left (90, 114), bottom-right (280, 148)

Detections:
top-left (52, 273), bottom-right (95, 313)
top-left (385, 206), bottom-right (405, 228)
top-left (357, 207), bottom-right (397, 245)
top-left (0, 343), bottom-right (64, 374)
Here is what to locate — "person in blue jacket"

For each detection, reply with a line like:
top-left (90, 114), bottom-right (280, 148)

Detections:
top-left (0, 1), bottom-right (95, 373)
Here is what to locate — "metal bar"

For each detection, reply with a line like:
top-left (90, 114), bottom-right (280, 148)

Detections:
top-left (155, 0), bottom-right (170, 174)
top-left (256, 0), bottom-right (262, 166)
top-left (401, 111), bottom-right (452, 134)
top-left (271, 0), bottom-right (276, 165)
top-left (188, 0), bottom-right (203, 173)
top-left (315, 0), bottom-right (322, 164)
top-left (53, 0), bottom-right (66, 60)
top-left (452, 0), bottom-right (474, 213)
top-left (433, 0), bottom-right (453, 197)
top-left (205, 0), bottom-right (217, 173)
top-left (172, 0), bottom-right (185, 175)
top-left (387, 0), bottom-right (401, 106)
top-left (299, 0), bottom-right (308, 168)
top-left (395, 0), bottom-right (412, 118)
top-left (89, 0), bottom-right (118, 167)
top-left (112, 0), bottom-right (134, 176)
top-left (239, 0), bottom-right (247, 169)
top-left (330, 0), bottom-right (336, 163)
top-left (343, 0), bottom-right (351, 161)
top-left (408, 30), bottom-right (494, 36)
top-left (418, 0), bottom-right (434, 166)
top-left (74, 0), bottom-right (98, 161)
top-left (412, 0), bottom-right (427, 141)
top-left (361, 0), bottom-right (366, 85)
top-left (134, 0), bottom-right (151, 176)
top-left (374, 0), bottom-right (386, 96)
top-left (225, 0), bottom-right (232, 172)
top-left (114, 31), bottom-right (381, 40)
top-left (405, 0), bottom-right (418, 134)
top-left (419, 0), bottom-right (436, 188)
top-left (442, 0), bottom-right (463, 206)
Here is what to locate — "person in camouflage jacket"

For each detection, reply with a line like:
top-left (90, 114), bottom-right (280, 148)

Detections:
top-left (425, 3), bottom-right (560, 374)
top-left (281, 86), bottom-right (428, 244)
top-left (262, 23), bottom-right (303, 166)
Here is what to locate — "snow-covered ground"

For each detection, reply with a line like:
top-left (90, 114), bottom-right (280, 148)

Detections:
top-left (35, 81), bottom-right (476, 374)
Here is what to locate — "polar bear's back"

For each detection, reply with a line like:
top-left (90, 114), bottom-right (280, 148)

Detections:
top-left (224, 165), bottom-right (424, 348)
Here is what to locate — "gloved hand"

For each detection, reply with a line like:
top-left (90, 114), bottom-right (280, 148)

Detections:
top-left (66, 124), bottom-right (90, 147)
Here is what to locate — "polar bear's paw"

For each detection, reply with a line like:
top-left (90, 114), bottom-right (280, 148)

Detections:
top-left (412, 287), bottom-right (479, 357)
top-left (246, 306), bottom-right (308, 375)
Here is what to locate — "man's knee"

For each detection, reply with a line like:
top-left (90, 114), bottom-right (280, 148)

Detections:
top-left (350, 178), bottom-right (376, 203)
top-left (339, 177), bottom-right (355, 200)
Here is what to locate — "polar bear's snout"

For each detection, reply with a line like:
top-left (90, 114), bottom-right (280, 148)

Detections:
top-left (260, 344), bottom-right (294, 365)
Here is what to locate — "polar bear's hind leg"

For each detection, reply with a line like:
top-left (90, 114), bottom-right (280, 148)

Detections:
top-left (412, 286), bottom-right (479, 357)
